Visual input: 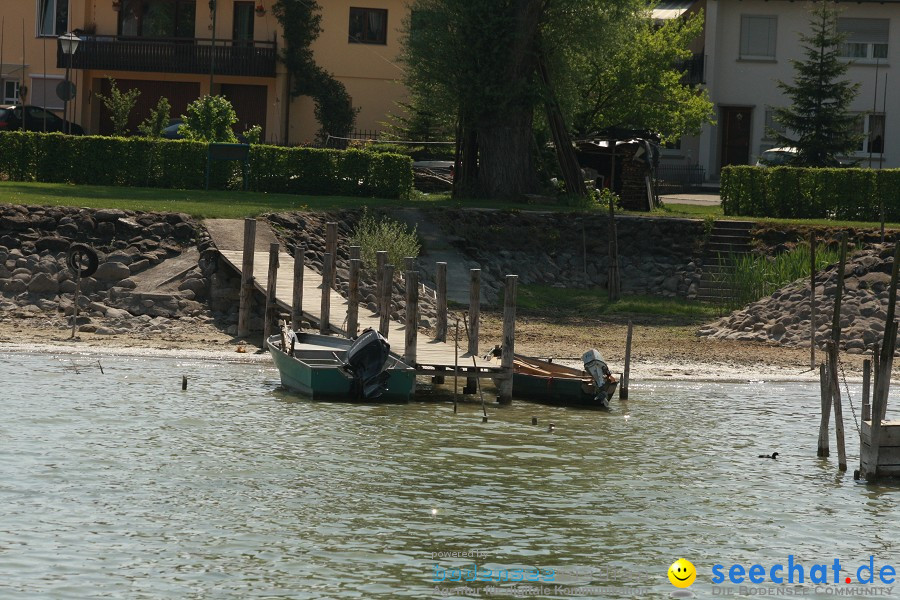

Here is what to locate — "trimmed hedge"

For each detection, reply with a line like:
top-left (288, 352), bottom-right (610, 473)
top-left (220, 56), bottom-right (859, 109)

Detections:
top-left (0, 131), bottom-right (413, 199)
top-left (721, 165), bottom-right (900, 221)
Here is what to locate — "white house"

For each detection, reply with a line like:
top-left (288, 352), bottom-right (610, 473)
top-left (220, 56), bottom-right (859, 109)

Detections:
top-left (659, 0), bottom-right (900, 179)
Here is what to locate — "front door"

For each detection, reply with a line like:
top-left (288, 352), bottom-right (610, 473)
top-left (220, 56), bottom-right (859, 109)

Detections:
top-left (720, 106), bottom-right (753, 167)
top-left (233, 2), bottom-right (254, 47)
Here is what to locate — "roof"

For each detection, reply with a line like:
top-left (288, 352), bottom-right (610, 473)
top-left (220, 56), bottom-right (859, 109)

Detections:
top-left (652, 0), bottom-right (695, 20)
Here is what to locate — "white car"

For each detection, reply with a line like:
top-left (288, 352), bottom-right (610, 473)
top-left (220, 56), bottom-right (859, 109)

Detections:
top-left (755, 147), bottom-right (797, 167)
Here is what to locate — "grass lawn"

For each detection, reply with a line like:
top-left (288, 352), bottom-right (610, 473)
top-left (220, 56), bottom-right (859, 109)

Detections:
top-left (0, 182), bottom-right (613, 218)
top-left (514, 285), bottom-right (721, 322)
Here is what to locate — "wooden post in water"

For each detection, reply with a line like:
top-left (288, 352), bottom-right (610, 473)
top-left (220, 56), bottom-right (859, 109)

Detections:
top-left (453, 319), bottom-right (459, 413)
top-left (320, 252), bottom-right (332, 335)
top-left (818, 362), bottom-right (831, 457)
top-left (810, 233), bottom-right (817, 369)
top-left (465, 268), bottom-right (481, 394)
top-left (291, 245), bottom-right (305, 331)
top-left (830, 233), bottom-right (848, 346)
top-left (498, 275), bottom-right (518, 405)
top-left (436, 262), bottom-right (448, 343)
top-left (620, 320), bottom-right (633, 400)
top-left (237, 218), bottom-right (257, 338)
top-left (827, 341), bottom-right (848, 471)
top-left (404, 269), bottom-right (419, 365)
top-left (379, 264), bottom-right (394, 337)
top-left (862, 359), bottom-right (872, 422)
top-left (376, 250), bottom-right (388, 313)
top-left (263, 242), bottom-right (279, 346)
top-left (326, 222), bottom-right (338, 283)
top-left (348, 258), bottom-right (361, 338)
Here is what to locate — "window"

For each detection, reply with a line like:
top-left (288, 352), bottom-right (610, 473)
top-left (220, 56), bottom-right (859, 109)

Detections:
top-left (30, 75), bottom-right (64, 111)
top-left (119, 0), bottom-right (196, 38)
top-left (349, 8), bottom-right (387, 44)
top-left (740, 15), bottom-right (777, 60)
top-left (854, 113), bottom-right (886, 154)
top-left (763, 109), bottom-right (786, 141)
top-left (37, 0), bottom-right (68, 37)
top-left (3, 81), bottom-right (20, 104)
top-left (838, 19), bottom-right (889, 62)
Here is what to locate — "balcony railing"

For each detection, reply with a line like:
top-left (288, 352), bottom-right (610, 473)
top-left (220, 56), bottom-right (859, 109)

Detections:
top-left (57, 36), bottom-right (276, 78)
top-left (675, 53), bottom-right (705, 86)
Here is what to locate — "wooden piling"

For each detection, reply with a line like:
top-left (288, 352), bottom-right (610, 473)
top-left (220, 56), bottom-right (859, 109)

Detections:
top-left (436, 262), bottom-right (448, 343)
top-left (237, 218), bottom-right (257, 338)
top-left (404, 269), bottom-right (419, 365)
top-left (70, 270), bottom-right (81, 339)
top-left (320, 252), bottom-right (333, 335)
top-left (466, 268), bottom-right (481, 394)
top-left (862, 359), bottom-right (871, 422)
top-left (405, 256), bottom-right (416, 272)
top-left (817, 362), bottom-right (831, 457)
top-left (349, 245), bottom-right (361, 261)
top-left (810, 233), bottom-right (816, 369)
top-left (453, 319), bottom-right (459, 414)
top-left (291, 245), bottom-right (305, 331)
top-left (379, 264), bottom-right (394, 337)
top-left (326, 222), bottom-right (338, 283)
top-left (498, 275), bottom-right (518, 405)
top-left (376, 250), bottom-right (388, 313)
top-left (263, 242), bottom-right (279, 346)
top-left (827, 341), bottom-right (847, 471)
top-left (620, 320), bottom-right (633, 400)
top-left (182, 375), bottom-right (187, 391)
top-left (348, 258), bottom-right (361, 338)
top-left (830, 233), bottom-right (848, 346)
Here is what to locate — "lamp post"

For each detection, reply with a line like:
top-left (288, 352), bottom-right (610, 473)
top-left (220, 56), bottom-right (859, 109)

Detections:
top-left (58, 32), bottom-right (80, 135)
top-left (209, 0), bottom-right (217, 93)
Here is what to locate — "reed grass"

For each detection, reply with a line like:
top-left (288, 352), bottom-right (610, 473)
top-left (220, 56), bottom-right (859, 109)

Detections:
top-left (713, 243), bottom-right (842, 310)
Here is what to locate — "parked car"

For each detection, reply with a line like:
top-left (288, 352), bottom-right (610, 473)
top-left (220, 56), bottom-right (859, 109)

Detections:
top-left (0, 104), bottom-right (84, 135)
top-left (756, 146), bottom-right (854, 168)
top-left (160, 119), bottom-right (248, 143)
top-left (756, 147), bottom-right (798, 167)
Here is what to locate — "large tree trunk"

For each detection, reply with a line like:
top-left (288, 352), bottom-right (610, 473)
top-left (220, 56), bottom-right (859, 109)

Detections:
top-left (467, 0), bottom-right (543, 199)
top-left (477, 107), bottom-right (538, 199)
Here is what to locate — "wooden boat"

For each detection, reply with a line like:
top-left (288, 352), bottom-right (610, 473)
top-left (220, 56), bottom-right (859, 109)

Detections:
top-left (512, 353), bottom-right (618, 408)
top-left (266, 329), bottom-right (416, 402)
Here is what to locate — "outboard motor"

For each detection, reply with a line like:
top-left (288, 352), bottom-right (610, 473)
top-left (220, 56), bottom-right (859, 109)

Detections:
top-left (345, 329), bottom-right (392, 399)
top-left (582, 349), bottom-right (612, 407)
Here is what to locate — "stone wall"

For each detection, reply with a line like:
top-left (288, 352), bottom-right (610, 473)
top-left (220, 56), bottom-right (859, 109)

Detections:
top-left (429, 210), bottom-right (705, 301)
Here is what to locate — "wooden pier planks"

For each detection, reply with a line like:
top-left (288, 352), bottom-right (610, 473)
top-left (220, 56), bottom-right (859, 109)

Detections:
top-left (217, 249), bottom-right (501, 377)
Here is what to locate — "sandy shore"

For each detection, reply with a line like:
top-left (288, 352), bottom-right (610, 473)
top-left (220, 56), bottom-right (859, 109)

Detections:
top-left (0, 311), bottom-right (877, 383)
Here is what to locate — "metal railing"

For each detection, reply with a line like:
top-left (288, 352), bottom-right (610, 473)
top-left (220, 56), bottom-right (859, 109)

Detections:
top-left (654, 163), bottom-right (706, 195)
top-left (58, 36), bottom-right (277, 78)
top-left (675, 53), bottom-right (705, 86)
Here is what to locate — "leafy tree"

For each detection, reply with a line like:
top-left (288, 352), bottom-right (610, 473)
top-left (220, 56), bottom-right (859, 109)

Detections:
top-left (402, 0), bottom-right (709, 199)
top-left (179, 95), bottom-right (238, 143)
top-left (95, 77), bottom-right (140, 136)
top-left (273, 0), bottom-right (358, 141)
top-left (242, 124), bottom-right (263, 144)
top-left (563, 9), bottom-right (714, 142)
top-left (138, 96), bottom-right (172, 138)
top-left (773, 1), bottom-right (862, 166)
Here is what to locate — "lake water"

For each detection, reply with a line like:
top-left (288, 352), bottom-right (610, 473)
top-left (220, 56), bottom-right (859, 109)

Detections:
top-left (1, 353), bottom-right (899, 599)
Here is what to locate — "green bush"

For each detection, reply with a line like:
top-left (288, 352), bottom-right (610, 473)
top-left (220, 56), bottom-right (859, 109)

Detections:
top-left (350, 209), bottom-right (421, 269)
top-left (180, 95), bottom-right (238, 143)
top-left (0, 131), bottom-right (413, 199)
top-left (721, 165), bottom-right (892, 221)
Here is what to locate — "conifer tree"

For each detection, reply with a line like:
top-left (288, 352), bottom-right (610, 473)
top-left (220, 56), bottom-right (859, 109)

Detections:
top-left (773, 1), bottom-right (862, 166)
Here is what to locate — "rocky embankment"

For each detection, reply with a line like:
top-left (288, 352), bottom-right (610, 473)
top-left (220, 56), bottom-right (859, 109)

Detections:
top-left (698, 244), bottom-right (897, 353)
top-left (0, 204), bottom-right (225, 338)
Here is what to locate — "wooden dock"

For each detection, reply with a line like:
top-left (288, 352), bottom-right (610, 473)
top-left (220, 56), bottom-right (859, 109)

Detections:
top-left (207, 218), bottom-right (507, 383)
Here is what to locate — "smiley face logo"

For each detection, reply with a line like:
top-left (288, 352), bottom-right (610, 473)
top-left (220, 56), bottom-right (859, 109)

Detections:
top-left (668, 558), bottom-right (696, 588)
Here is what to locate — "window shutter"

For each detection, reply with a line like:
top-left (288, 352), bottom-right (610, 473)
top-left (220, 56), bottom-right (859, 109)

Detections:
top-left (838, 18), bottom-right (889, 44)
top-left (30, 77), bottom-right (64, 111)
top-left (741, 16), bottom-right (776, 58)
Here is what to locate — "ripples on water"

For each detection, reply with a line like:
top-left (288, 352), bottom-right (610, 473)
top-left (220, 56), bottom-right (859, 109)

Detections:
top-left (1, 353), bottom-right (898, 599)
